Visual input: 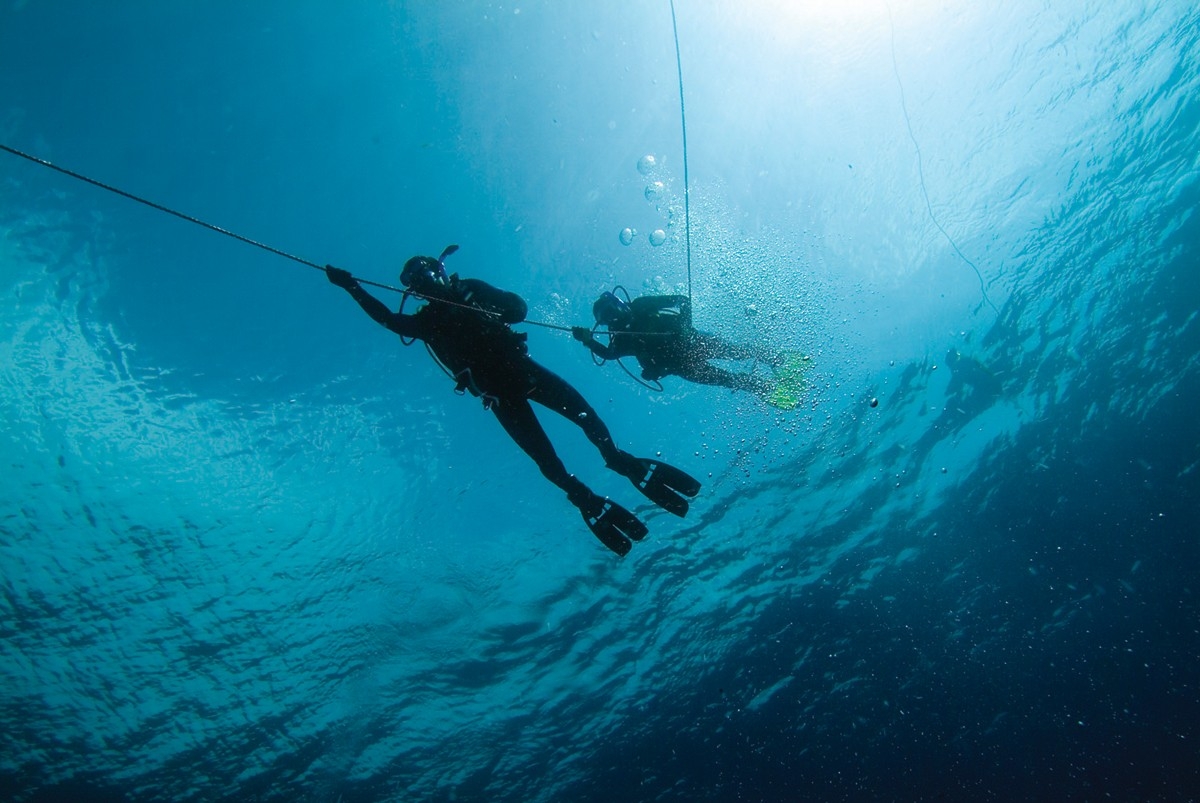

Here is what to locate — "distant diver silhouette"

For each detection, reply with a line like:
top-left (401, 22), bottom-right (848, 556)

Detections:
top-left (573, 290), bottom-right (810, 408)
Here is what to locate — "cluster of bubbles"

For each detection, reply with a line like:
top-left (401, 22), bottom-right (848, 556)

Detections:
top-left (618, 154), bottom-right (669, 248)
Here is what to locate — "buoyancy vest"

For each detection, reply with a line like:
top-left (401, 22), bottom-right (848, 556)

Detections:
top-left (412, 285), bottom-right (532, 403)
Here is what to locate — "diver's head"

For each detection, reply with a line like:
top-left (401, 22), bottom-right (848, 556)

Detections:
top-left (593, 291), bottom-right (633, 329)
top-left (400, 256), bottom-right (446, 292)
top-left (399, 244), bottom-right (459, 293)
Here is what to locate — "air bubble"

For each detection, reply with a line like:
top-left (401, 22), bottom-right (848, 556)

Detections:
top-left (619, 227), bottom-right (636, 246)
top-left (637, 154), bottom-right (657, 175)
top-left (649, 229), bottom-right (667, 246)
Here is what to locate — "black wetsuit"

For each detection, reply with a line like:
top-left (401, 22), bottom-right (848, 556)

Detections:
top-left (334, 274), bottom-right (624, 499)
top-left (581, 295), bottom-right (772, 393)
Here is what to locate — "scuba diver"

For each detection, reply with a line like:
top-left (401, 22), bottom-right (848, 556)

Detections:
top-left (325, 247), bottom-right (701, 556)
top-left (572, 291), bottom-right (784, 397)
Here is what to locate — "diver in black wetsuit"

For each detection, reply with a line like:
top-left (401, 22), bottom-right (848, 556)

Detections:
top-left (572, 292), bottom-right (780, 396)
top-left (326, 246), bottom-right (700, 556)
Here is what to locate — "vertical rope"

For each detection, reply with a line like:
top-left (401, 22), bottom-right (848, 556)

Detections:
top-left (886, 5), bottom-right (997, 314)
top-left (669, 0), bottom-right (693, 302)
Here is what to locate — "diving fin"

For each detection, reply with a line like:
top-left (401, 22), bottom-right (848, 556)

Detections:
top-left (584, 499), bottom-right (648, 555)
top-left (765, 352), bottom-right (813, 410)
top-left (611, 453), bottom-right (701, 518)
top-left (568, 481), bottom-right (647, 556)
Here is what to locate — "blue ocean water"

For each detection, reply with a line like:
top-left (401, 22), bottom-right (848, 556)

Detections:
top-left (2, 1), bottom-right (1198, 801)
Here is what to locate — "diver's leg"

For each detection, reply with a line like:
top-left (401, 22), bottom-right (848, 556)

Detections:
top-left (690, 332), bottom-right (750, 361)
top-left (489, 396), bottom-right (573, 488)
top-left (522, 361), bottom-right (623, 463)
top-left (692, 332), bottom-right (779, 364)
top-left (490, 397), bottom-right (646, 553)
top-left (679, 362), bottom-right (773, 396)
top-left (525, 361), bottom-right (701, 516)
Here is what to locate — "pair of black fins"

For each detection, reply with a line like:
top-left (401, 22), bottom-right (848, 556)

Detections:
top-left (575, 454), bottom-right (702, 556)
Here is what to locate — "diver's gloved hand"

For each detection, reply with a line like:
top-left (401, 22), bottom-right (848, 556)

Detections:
top-left (572, 326), bottom-right (593, 342)
top-left (325, 265), bottom-right (357, 289)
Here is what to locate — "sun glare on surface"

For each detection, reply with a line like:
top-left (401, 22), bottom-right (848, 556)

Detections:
top-left (765, 0), bottom-right (888, 28)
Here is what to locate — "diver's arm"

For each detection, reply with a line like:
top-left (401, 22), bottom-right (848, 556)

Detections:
top-left (572, 327), bottom-right (619, 359)
top-left (326, 266), bottom-right (418, 338)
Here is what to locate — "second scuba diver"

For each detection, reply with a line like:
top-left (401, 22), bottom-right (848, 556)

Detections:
top-left (326, 247), bottom-right (701, 556)
top-left (573, 291), bottom-right (784, 397)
